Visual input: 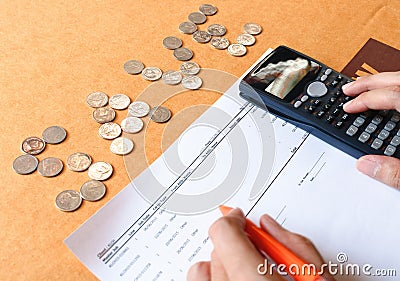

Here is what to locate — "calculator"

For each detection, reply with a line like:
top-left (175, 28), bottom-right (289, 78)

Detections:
top-left (239, 45), bottom-right (400, 158)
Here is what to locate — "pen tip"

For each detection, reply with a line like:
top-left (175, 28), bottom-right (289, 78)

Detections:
top-left (219, 205), bottom-right (233, 215)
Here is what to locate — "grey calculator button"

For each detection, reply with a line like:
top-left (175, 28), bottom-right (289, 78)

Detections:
top-left (294, 101), bottom-right (302, 108)
top-left (307, 81), bottom-right (328, 98)
top-left (365, 123), bottom-right (377, 133)
top-left (371, 138), bottom-right (383, 150)
top-left (384, 121), bottom-right (396, 131)
top-left (397, 129), bottom-right (400, 136)
top-left (320, 75), bottom-right (327, 82)
top-left (391, 112), bottom-right (400, 123)
top-left (358, 132), bottom-right (370, 143)
top-left (390, 136), bottom-right (400, 147)
top-left (346, 125), bottom-right (358, 136)
top-left (300, 95), bottom-right (309, 102)
top-left (371, 115), bottom-right (383, 125)
top-left (378, 129), bottom-right (390, 140)
top-left (324, 68), bottom-right (332, 75)
top-left (353, 117), bottom-right (365, 127)
top-left (384, 145), bottom-right (396, 156)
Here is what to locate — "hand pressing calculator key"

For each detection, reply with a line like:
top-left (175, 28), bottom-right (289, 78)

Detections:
top-left (239, 45), bottom-right (400, 158)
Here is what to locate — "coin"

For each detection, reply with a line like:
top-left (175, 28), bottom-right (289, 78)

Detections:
top-left (109, 94), bottom-right (130, 110)
top-left (86, 92), bottom-right (108, 108)
top-left (80, 180), bottom-right (106, 201)
top-left (141, 67), bottom-right (162, 81)
top-left (237, 33), bottom-right (256, 46)
top-left (210, 37), bottom-right (230, 50)
top-left (98, 122), bottom-right (122, 140)
top-left (37, 157), bottom-right (63, 177)
top-left (180, 61), bottom-right (201, 75)
top-left (173, 47), bottom-right (193, 61)
top-left (55, 190), bottom-right (82, 212)
top-left (207, 24), bottom-right (226, 36)
top-left (42, 126), bottom-right (67, 144)
top-left (188, 12), bottom-right (207, 24)
top-left (192, 30), bottom-right (211, 43)
top-left (199, 4), bottom-right (217, 15)
top-left (182, 75), bottom-right (203, 90)
top-left (228, 44), bottom-right (247, 57)
top-left (162, 70), bottom-right (182, 85)
top-left (21, 137), bottom-right (46, 155)
top-left (92, 107), bottom-right (116, 124)
top-left (149, 106), bottom-right (172, 123)
top-left (121, 116), bottom-right (144, 134)
top-left (179, 21), bottom-right (198, 34)
top-left (128, 101), bottom-right (150, 117)
top-left (123, 60), bottom-right (145, 75)
top-left (88, 161), bottom-right (113, 181)
top-left (66, 152), bottom-right (92, 172)
top-left (243, 23), bottom-right (262, 35)
top-left (110, 137), bottom-right (134, 155)
top-left (162, 36), bottom-right (183, 50)
top-left (13, 154), bottom-right (39, 175)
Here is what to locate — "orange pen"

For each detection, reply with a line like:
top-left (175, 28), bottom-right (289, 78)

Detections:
top-left (219, 205), bottom-right (322, 281)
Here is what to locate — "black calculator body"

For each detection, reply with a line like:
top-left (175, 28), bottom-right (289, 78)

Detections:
top-left (239, 45), bottom-right (400, 158)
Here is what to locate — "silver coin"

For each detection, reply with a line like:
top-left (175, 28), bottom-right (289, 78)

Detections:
top-left (120, 116), bottom-right (144, 134)
top-left (110, 137), bottom-right (134, 155)
top-left (21, 137), bottom-right (46, 155)
top-left (55, 190), bottom-right (82, 212)
top-left (173, 47), bottom-right (193, 61)
top-left (123, 60), bottom-right (145, 75)
top-left (162, 70), bottom-right (182, 85)
top-left (162, 36), bottom-right (183, 50)
top-left (210, 37), bottom-right (230, 50)
top-left (149, 106), bottom-right (172, 123)
top-left (37, 157), bottom-right (63, 177)
top-left (98, 122), bottom-right (122, 140)
top-left (80, 180), bottom-right (106, 202)
top-left (88, 161), bottom-right (113, 181)
top-left (207, 24), bottom-right (226, 36)
top-left (13, 154), bottom-right (39, 175)
top-left (199, 4), bottom-right (217, 16)
top-left (192, 30), bottom-right (211, 43)
top-left (180, 61), bottom-right (201, 75)
top-left (42, 126), bottom-right (67, 144)
top-left (141, 67), bottom-right (162, 81)
top-left (243, 22), bottom-right (262, 35)
top-left (109, 94), bottom-right (130, 110)
top-left (228, 43), bottom-right (247, 57)
top-left (178, 21), bottom-right (198, 34)
top-left (188, 12), bottom-right (207, 24)
top-left (92, 107), bottom-right (116, 124)
top-left (128, 101), bottom-right (150, 117)
top-left (66, 152), bottom-right (92, 172)
top-left (182, 75), bottom-right (203, 90)
top-left (86, 92), bottom-right (108, 108)
top-left (237, 33), bottom-right (256, 46)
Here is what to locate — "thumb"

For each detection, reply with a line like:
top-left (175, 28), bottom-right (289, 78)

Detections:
top-left (357, 155), bottom-right (400, 189)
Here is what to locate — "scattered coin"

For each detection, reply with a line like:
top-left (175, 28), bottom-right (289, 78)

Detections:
top-left (80, 180), bottom-right (107, 201)
top-left (179, 21), bottom-right (198, 34)
top-left (210, 37), bottom-right (230, 50)
top-left (66, 152), bottom-right (92, 172)
top-left (199, 4), bottom-right (217, 16)
top-left (42, 126), bottom-right (67, 144)
top-left (162, 70), bottom-right (182, 85)
top-left (37, 157), bottom-right (64, 177)
top-left (110, 137), bottom-right (134, 155)
top-left (162, 36), bottom-right (183, 50)
top-left (182, 75), bottom-right (203, 90)
top-left (173, 47), bottom-right (194, 61)
top-left (128, 101), bottom-right (150, 117)
top-left (149, 106), bottom-right (172, 123)
top-left (86, 92), bottom-right (109, 108)
top-left (123, 59), bottom-right (145, 75)
top-left (243, 23), bottom-right (262, 35)
top-left (180, 61), bottom-right (201, 75)
top-left (188, 12), bottom-right (207, 24)
top-left (109, 94), bottom-right (131, 110)
top-left (192, 30), bottom-right (212, 43)
top-left (228, 43), bottom-right (247, 57)
top-left (237, 33), bottom-right (256, 46)
top-left (121, 116), bottom-right (144, 134)
top-left (13, 154), bottom-right (39, 175)
top-left (98, 122), bottom-right (122, 140)
top-left (207, 24), bottom-right (226, 36)
top-left (88, 161), bottom-right (113, 181)
top-left (141, 67), bottom-right (162, 81)
top-left (55, 190), bottom-right (82, 212)
top-left (92, 107), bottom-right (116, 124)
top-left (21, 137), bottom-right (46, 155)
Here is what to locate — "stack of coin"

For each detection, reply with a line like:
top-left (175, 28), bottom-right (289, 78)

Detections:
top-left (227, 23), bottom-right (262, 57)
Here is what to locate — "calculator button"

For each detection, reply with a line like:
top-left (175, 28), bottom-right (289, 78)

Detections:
top-left (326, 115), bottom-right (335, 123)
top-left (378, 129), bottom-right (390, 140)
top-left (384, 121), bottom-right (396, 131)
top-left (346, 125), bottom-right (358, 136)
top-left (341, 114), bottom-right (349, 121)
top-left (337, 102), bottom-right (344, 108)
top-left (328, 97), bottom-right (337, 104)
top-left (294, 101), bottom-right (302, 108)
top-left (316, 111), bottom-right (325, 118)
top-left (324, 69), bottom-right (332, 75)
top-left (379, 110), bottom-right (389, 117)
top-left (330, 80), bottom-right (340, 87)
top-left (332, 109), bottom-right (340, 116)
top-left (334, 91), bottom-right (342, 97)
top-left (371, 138), bottom-right (383, 150)
top-left (365, 123), bottom-right (377, 134)
top-left (353, 117), bottom-right (365, 127)
top-left (390, 136), bottom-right (400, 147)
top-left (300, 95), bottom-right (309, 102)
top-left (307, 106), bottom-right (316, 113)
top-left (358, 132), bottom-right (370, 143)
top-left (320, 75), bottom-right (328, 82)
top-left (384, 145), bottom-right (396, 156)
top-left (371, 115), bottom-right (383, 125)
top-left (307, 81), bottom-right (328, 98)
top-left (313, 99), bottom-right (321, 106)
top-left (343, 96), bottom-right (352, 102)
top-left (335, 75), bottom-right (343, 82)
top-left (323, 104), bottom-right (332, 111)
top-left (391, 112), bottom-right (400, 123)
top-left (335, 121), bottom-right (344, 128)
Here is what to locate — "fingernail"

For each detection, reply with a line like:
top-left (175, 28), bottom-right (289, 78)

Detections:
top-left (357, 158), bottom-right (380, 178)
top-left (342, 81), bottom-right (354, 91)
top-left (342, 100), bottom-right (353, 111)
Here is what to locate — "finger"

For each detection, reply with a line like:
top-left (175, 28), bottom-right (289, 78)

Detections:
top-left (210, 250), bottom-right (229, 281)
top-left (187, 261), bottom-right (211, 281)
top-left (342, 72), bottom-right (400, 97)
top-left (357, 154), bottom-right (400, 189)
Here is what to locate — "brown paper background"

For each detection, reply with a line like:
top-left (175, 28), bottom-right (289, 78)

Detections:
top-left (1, 1), bottom-right (399, 280)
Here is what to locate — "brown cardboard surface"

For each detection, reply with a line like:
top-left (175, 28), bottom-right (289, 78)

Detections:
top-left (0, 1), bottom-right (399, 280)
